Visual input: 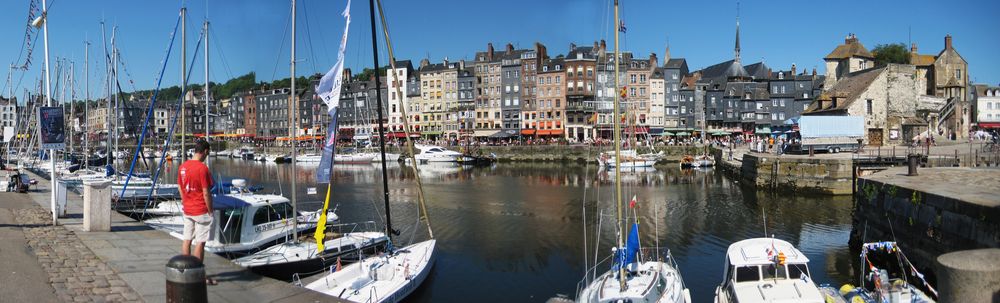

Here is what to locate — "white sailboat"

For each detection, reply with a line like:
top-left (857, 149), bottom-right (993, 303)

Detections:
top-left (577, 1), bottom-right (689, 302)
top-left (304, 0), bottom-right (436, 301)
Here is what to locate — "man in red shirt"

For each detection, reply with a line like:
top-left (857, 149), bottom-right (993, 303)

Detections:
top-left (178, 140), bottom-right (214, 263)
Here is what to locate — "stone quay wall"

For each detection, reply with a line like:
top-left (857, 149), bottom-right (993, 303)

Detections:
top-left (728, 152), bottom-right (855, 195)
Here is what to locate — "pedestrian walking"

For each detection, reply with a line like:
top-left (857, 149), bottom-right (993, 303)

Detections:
top-left (177, 139), bottom-right (217, 285)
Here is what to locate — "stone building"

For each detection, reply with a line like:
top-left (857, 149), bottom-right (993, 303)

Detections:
top-left (473, 43), bottom-right (505, 136)
top-left (911, 35), bottom-right (970, 138)
top-left (519, 43), bottom-right (547, 138)
top-left (804, 64), bottom-right (919, 146)
top-left (649, 68), bottom-right (665, 132)
top-left (823, 34), bottom-right (874, 89)
top-left (417, 59), bottom-right (459, 139)
top-left (0, 97), bottom-right (17, 130)
top-left (624, 54), bottom-right (655, 135)
top-left (536, 57), bottom-right (566, 139)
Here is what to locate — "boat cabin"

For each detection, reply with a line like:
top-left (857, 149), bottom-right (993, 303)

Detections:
top-left (717, 238), bottom-right (824, 303)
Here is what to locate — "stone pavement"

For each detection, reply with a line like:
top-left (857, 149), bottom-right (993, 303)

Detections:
top-left (861, 166), bottom-right (1000, 208)
top-left (17, 170), bottom-right (340, 302)
top-left (0, 192), bottom-right (60, 302)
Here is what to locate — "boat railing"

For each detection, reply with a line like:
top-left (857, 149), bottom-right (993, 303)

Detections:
top-left (575, 247), bottom-right (685, 300)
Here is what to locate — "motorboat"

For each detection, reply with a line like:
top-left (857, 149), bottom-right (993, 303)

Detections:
top-left (713, 237), bottom-right (825, 303)
top-left (144, 180), bottom-right (338, 257)
top-left (303, 239), bottom-right (436, 303)
top-left (820, 241), bottom-right (937, 303)
top-left (335, 153), bottom-right (375, 164)
top-left (233, 221), bottom-right (389, 281)
top-left (411, 145), bottom-right (461, 163)
top-left (217, 149), bottom-right (233, 157)
top-left (598, 149), bottom-right (658, 168)
top-left (296, 154), bottom-right (323, 162)
top-left (237, 147), bottom-right (255, 160)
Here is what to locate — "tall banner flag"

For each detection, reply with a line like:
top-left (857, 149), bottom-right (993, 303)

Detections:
top-left (314, 0), bottom-right (351, 252)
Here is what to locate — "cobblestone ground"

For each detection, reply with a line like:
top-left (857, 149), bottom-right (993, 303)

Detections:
top-left (15, 209), bottom-right (142, 302)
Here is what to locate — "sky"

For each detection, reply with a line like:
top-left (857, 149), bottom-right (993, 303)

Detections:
top-left (2, 0), bottom-right (999, 101)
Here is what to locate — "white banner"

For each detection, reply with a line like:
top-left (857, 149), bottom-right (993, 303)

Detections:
top-left (316, 0), bottom-right (351, 110)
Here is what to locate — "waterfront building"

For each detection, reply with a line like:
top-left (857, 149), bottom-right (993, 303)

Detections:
top-left (457, 68), bottom-right (477, 137)
top-left (386, 60), bottom-right (414, 135)
top-left (336, 79), bottom-right (373, 140)
top-left (564, 43), bottom-right (598, 141)
top-left (519, 43), bottom-right (547, 138)
top-left (972, 85), bottom-right (1000, 130)
top-left (663, 51), bottom-right (690, 128)
top-left (501, 46), bottom-right (526, 136)
top-left (473, 43), bottom-right (504, 136)
top-left (402, 71), bottom-right (421, 135)
top-left (624, 53), bottom-right (655, 136)
top-left (913, 35), bottom-right (970, 138)
top-left (536, 57), bottom-right (566, 139)
top-left (678, 72), bottom-right (704, 130)
top-left (255, 88), bottom-right (292, 138)
top-left (0, 97), bottom-right (17, 130)
top-left (417, 59), bottom-right (459, 139)
top-left (649, 68), bottom-right (665, 132)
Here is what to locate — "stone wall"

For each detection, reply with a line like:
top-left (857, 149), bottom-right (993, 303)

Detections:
top-left (851, 174), bottom-right (1000, 277)
top-left (476, 145), bottom-right (704, 163)
top-left (738, 153), bottom-right (854, 195)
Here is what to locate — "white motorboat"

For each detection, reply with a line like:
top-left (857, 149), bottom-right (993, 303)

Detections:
top-left (366, 152), bottom-right (400, 162)
top-left (411, 145), bottom-right (461, 163)
top-left (335, 153), bottom-right (375, 164)
top-left (296, 154), bottom-right (323, 162)
top-left (713, 237), bottom-right (825, 303)
top-left (597, 150), bottom-right (658, 168)
top-left (237, 147), bottom-right (255, 160)
top-left (233, 223), bottom-right (389, 280)
top-left (304, 239), bottom-right (436, 303)
top-left (144, 181), bottom-right (338, 257)
top-left (217, 149), bottom-right (233, 157)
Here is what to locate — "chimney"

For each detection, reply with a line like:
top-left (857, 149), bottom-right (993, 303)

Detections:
top-left (487, 43), bottom-right (494, 61)
top-left (443, 57), bottom-right (449, 67)
top-left (911, 43), bottom-right (918, 53)
top-left (649, 53), bottom-right (657, 67)
top-left (593, 41), bottom-right (598, 50)
top-left (600, 40), bottom-right (606, 51)
top-left (459, 59), bottom-right (466, 70)
top-left (945, 34), bottom-right (953, 50)
top-left (812, 68), bottom-right (817, 77)
top-left (845, 33), bottom-right (857, 44)
top-left (343, 68), bottom-right (352, 81)
top-left (505, 43), bottom-right (514, 53)
top-left (537, 42), bottom-right (547, 60)
top-left (791, 64), bottom-right (797, 75)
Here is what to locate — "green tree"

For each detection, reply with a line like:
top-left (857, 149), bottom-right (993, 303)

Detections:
top-left (872, 43), bottom-right (909, 66)
top-left (354, 67), bottom-right (385, 82)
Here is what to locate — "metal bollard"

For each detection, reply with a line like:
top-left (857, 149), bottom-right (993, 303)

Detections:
top-left (166, 255), bottom-right (207, 303)
top-left (907, 154), bottom-right (920, 176)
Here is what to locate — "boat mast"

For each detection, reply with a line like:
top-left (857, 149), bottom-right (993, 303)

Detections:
top-left (369, 0), bottom-right (393, 239)
top-left (69, 62), bottom-right (74, 156)
top-left (84, 40), bottom-right (89, 169)
top-left (375, 0), bottom-right (434, 239)
top-left (612, 0), bottom-right (626, 291)
top-left (180, 7), bottom-right (187, 161)
top-left (101, 21), bottom-right (111, 165)
top-left (111, 28), bottom-right (119, 166)
top-left (204, 18), bottom-right (210, 166)
top-left (289, 0), bottom-right (298, 240)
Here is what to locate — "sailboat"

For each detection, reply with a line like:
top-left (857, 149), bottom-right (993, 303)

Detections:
top-left (820, 241), bottom-right (937, 303)
top-left (304, 0), bottom-right (436, 301)
top-left (577, 1), bottom-right (690, 302)
top-left (232, 1), bottom-right (388, 279)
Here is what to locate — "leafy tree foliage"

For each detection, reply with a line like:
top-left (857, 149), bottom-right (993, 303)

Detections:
top-left (872, 43), bottom-right (909, 66)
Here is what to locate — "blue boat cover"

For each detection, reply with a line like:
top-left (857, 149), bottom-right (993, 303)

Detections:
top-left (212, 195), bottom-right (251, 210)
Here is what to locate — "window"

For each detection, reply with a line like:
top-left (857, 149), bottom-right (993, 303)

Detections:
top-left (735, 266), bottom-right (760, 282)
top-left (253, 203), bottom-right (293, 226)
top-left (866, 99), bottom-right (873, 115)
top-left (956, 69), bottom-right (962, 80)
top-left (787, 264), bottom-right (808, 279)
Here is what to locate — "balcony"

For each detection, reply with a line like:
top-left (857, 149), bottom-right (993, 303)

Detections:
top-left (565, 103), bottom-right (595, 112)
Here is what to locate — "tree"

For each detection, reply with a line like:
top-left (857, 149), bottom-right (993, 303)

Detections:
top-left (872, 43), bottom-right (909, 66)
top-left (354, 67), bottom-right (386, 82)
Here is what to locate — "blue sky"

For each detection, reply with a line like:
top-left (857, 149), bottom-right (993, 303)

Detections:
top-left (3, 0), bottom-right (999, 100)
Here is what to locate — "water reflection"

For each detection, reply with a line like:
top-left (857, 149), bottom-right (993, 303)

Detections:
top-left (160, 158), bottom-right (854, 302)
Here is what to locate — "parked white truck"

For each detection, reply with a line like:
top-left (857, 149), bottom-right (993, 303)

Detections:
top-left (787, 116), bottom-right (865, 153)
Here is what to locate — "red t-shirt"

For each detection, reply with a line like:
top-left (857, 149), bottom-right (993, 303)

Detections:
top-left (178, 160), bottom-right (213, 216)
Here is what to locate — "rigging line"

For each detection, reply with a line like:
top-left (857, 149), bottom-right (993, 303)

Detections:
top-left (207, 27), bottom-right (235, 80)
top-left (300, 0), bottom-right (320, 74)
top-left (270, 7), bottom-right (292, 82)
top-left (13, 0), bottom-right (40, 70)
top-left (305, 0), bottom-right (333, 71)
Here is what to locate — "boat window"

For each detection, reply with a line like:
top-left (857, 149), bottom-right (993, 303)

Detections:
top-left (218, 209), bottom-right (243, 244)
top-left (253, 203), bottom-right (294, 225)
top-left (735, 266), bottom-right (760, 282)
top-left (762, 264), bottom-right (787, 280)
top-left (788, 263), bottom-right (808, 279)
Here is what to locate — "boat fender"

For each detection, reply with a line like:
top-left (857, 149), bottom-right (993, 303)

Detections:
top-left (777, 252), bottom-right (786, 265)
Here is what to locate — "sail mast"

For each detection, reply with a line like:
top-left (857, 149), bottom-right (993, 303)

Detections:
top-left (180, 7), bottom-right (186, 161)
top-left (613, 0), bottom-right (626, 291)
top-left (84, 40), bottom-right (89, 169)
top-left (289, 0), bottom-right (298, 240)
top-left (204, 18), bottom-right (210, 153)
top-left (369, 0), bottom-right (393, 240)
top-left (375, 0), bottom-right (434, 239)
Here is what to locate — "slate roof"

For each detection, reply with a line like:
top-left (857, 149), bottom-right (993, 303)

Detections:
top-left (743, 62), bottom-right (771, 80)
top-left (824, 39), bottom-right (874, 60)
top-left (910, 54), bottom-right (936, 67)
top-left (665, 58), bottom-right (688, 69)
top-left (805, 67), bottom-right (883, 113)
top-left (697, 59), bottom-right (750, 80)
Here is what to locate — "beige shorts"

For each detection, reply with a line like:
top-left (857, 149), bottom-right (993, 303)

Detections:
top-left (182, 213), bottom-right (214, 243)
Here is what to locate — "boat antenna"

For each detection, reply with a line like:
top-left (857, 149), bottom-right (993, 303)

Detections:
top-left (762, 210), bottom-right (767, 237)
top-left (368, 0), bottom-right (395, 240)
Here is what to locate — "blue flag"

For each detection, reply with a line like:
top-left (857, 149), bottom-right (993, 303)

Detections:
top-left (315, 107), bottom-right (339, 183)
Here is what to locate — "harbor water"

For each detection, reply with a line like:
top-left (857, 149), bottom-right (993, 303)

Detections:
top-left (159, 158), bottom-right (856, 302)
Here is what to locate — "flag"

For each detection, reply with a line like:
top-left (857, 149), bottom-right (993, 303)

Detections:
top-left (314, 0), bottom-right (351, 253)
top-left (618, 20), bottom-right (627, 33)
top-left (629, 195), bottom-right (637, 208)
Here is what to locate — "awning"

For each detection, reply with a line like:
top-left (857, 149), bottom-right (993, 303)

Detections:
top-left (537, 129), bottom-right (564, 136)
top-left (712, 131), bottom-right (732, 136)
top-left (422, 131), bottom-right (443, 136)
top-left (756, 127), bottom-right (772, 134)
top-left (488, 130), bottom-right (518, 138)
top-left (979, 122), bottom-right (1000, 129)
top-left (521, 129), bottom-right (536, 135)
top-left (387, 132), bottom-right (408, 138)
top-left (662, 131), bottom-right (675, 136)
top-left (649, 127), bottom-right (664, 135)
top-left (784, 117), bottom-right (800, 125)
top-left (675, 131), bottom-right (691, 136)
top-left (473, 130), bottom-right (494, 137)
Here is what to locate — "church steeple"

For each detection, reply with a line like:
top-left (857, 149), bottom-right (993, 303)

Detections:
top-left (734, 1), bottom-right (741, 63)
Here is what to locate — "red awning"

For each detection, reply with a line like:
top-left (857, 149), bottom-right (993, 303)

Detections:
top-left (979, 122), bottom-right (1000, 129)
top-left (521, 129), bottom-right (536, 135)
top-left (387, 132), bottom-right (407, 138)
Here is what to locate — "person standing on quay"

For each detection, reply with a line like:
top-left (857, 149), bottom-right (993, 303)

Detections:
top-left (178, 140), bottom-right (214, 266)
